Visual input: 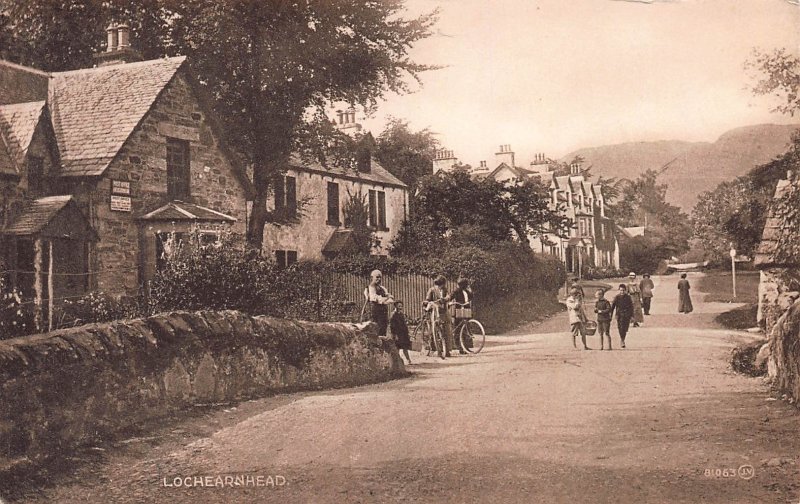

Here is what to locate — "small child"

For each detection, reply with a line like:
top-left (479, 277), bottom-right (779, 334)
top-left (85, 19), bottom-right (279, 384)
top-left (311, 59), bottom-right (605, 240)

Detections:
top-left (390, 300), bottom-right (412, 365)
top-left (594, 289), bottom-right (612, 350)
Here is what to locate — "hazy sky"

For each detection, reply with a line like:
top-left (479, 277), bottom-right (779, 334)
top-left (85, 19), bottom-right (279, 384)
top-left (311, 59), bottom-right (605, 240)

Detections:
top-left (360, 0), bottom-right (800, 165)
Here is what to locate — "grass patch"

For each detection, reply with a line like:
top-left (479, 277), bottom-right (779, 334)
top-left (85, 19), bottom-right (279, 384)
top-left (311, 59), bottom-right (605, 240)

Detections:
top-left (697, 270), bottom-right (759, 304)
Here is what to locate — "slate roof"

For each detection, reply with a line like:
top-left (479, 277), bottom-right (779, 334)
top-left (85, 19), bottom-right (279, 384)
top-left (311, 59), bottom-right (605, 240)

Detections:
top-left (139, 201), bottom-right (236, 222)
top-left (0, 60), bottom-right (49, 105)
top-left (2, 195), bottom-right (71, 235)
top-left (0, 101), bottom-right (46, 174)
top-left (48, 57), bottom-right (186, 176)
top-left (287, 153), bottom-right (406, 189)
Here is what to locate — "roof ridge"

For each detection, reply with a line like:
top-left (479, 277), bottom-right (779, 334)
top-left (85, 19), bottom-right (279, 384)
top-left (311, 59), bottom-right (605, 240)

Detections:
top-left (52, 55), bottom-right (186, 77)
top-left (0, 59), bottom-right (50, 76)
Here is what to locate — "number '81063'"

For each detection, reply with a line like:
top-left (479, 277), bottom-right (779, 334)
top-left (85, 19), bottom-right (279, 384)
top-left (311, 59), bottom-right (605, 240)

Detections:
top-left (704, 468), bottom-right (737, 478)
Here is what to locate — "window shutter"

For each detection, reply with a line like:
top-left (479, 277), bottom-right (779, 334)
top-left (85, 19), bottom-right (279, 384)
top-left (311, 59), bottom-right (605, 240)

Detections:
top-left (377, 191), bottom-right (386, 229)
top-left (368, 190), bottom-right (377, 228)
top-left (286, 176), bottom-right (297, 216)
top-left (327, 182), bottom-right (339, 224)
top-left (287, 251), bottom-right (298, 266)
top-left (274, 177), bottom-right (285, 213)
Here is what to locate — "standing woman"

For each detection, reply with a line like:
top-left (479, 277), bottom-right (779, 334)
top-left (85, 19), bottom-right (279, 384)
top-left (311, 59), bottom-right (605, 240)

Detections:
top-left (425, 275), bottom-right (453, 358)
top-left (611, 284), bottom-right (634, 348)
top-left (639, 273), bottom-right (655, 315)
top-left (626, 272), bottom-right (645, 327)
top-left (678, 273), bottom-right (693, 314)
top-left (368, 269), bottom-right (394, 337)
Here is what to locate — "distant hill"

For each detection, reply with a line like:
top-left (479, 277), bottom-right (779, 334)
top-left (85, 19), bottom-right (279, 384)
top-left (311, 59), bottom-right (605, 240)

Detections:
top-left (563, 124), bottom-right (800, 210)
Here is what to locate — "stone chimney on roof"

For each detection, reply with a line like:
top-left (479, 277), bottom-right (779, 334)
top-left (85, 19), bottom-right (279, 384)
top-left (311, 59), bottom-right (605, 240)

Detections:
top-left (335, 107), bottom-right (363, 136)
top-left (570, 162), bottom-right (582, 175)
top-left (495, 144), bottom-right (515, 168)
top-left (433, 149), bottom-right (458, 173)
top-left (93, 22), bottom-right (143, 67)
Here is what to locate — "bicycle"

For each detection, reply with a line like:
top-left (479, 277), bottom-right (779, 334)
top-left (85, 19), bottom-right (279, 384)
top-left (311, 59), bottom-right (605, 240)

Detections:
top-left (449, 302), bottom-right (486, 354)
top-left (412, 301), bottom-right (447, 358)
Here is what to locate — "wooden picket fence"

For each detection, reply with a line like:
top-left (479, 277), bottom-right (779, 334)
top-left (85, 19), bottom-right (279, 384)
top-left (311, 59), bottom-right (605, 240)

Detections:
top-left (321, 271), bottom-right (458, 324)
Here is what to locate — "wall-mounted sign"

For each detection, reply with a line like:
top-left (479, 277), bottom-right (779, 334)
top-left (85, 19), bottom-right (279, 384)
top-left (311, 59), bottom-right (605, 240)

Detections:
top-left (110, 195), bottom-right (132, 212)
top-left (112, 180), bottom-right (131, 195)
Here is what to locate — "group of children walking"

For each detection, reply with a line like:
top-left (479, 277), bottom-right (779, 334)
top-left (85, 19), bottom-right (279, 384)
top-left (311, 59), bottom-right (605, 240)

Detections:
top-left (566, 280), bottom-right (643, 350)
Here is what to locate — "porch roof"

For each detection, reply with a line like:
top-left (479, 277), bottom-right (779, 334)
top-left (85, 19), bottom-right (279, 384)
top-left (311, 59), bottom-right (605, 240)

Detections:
top-left (1, 195), bottom-right (97, 240)
top-left (138, 200), bottom-right (236, 222)
top-left (322, 229), bottom-right (355, 255)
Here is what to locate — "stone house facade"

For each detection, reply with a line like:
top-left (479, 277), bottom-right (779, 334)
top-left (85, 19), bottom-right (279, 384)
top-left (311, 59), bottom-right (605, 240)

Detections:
top-left (262, 153), bottom-right (408, 263)
top-left (1, 31), bottom-right (251, 322)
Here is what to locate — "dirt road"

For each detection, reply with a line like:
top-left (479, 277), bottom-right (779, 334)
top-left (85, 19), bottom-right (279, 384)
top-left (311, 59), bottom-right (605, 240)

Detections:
top-left (8, 274), bottom-right (800, 503)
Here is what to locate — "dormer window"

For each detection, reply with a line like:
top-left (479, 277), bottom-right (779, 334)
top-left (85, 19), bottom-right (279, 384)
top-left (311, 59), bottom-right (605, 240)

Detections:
top-left (166, 137), bottom-right (190, 200)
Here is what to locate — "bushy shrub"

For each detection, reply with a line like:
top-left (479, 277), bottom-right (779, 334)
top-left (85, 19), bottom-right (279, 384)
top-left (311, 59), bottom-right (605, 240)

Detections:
top-left (0, 279), bottom-right (34, 339)
top-left (56, 292), bottom-right (142, 328)
top-left (584, 265), bottom-right (626, 280)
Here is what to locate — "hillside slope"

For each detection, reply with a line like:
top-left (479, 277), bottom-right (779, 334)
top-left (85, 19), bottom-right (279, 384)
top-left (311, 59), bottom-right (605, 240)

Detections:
top-left (564, 124), bottom-right (799, 210)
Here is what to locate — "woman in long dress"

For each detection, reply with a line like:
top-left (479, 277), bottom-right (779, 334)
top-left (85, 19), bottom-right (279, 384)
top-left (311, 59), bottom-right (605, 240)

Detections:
top-left (626, 272), bottom-right (645, 326)
top-left (678, 273), bottom-right (693, 313)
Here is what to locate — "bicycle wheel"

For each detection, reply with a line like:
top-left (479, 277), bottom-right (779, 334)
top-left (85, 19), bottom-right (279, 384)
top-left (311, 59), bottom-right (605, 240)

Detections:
top-left (413, 320), bottom-right (432, 356)
top-left (460, 319), bottom-right (486, 354)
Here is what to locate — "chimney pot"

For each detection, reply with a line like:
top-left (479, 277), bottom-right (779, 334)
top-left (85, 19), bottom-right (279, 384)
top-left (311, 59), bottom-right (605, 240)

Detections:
top-left (117, 22), bottom-right (130, 49)
top-left (106, 23), bottom-right (118, 52)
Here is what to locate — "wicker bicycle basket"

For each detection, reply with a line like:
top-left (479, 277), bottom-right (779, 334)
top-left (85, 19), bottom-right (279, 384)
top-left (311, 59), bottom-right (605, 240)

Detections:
top-left (584, 320), bottom-right (598, 336)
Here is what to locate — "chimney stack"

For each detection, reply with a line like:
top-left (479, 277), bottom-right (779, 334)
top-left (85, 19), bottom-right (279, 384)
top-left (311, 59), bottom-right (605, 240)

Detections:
top-left (117, 23), bottom-right (131, 48)
top-left (106, 23), bottom-right (118, 52)
top-left (432, 149), bottom-right (458, 174)
top-left (94, 20), bottom-right (142, 67)
top-left (495, 144), bottom-right (515, 168)
top-left (570, 162), bottom-right (581, 175)
top-left (334, 107), bottom-right (362, 135)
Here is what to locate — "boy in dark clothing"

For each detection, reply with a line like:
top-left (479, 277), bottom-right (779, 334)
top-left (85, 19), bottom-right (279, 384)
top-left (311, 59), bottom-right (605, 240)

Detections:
top-left (390, 301), bottom-right (412, 365)
top-left (594, 289), bottom-right (612, 350)
top-left (611, 284), bottom-right (634, 348)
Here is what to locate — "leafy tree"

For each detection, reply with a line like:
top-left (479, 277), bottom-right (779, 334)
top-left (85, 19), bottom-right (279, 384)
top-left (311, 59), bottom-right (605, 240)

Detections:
top-left (0, 0), bottom-right (439, 250)
top-left (374, 117), bottom-right (438, 197)
top-left (390, 170), bottom-right (572, 255)
top-left (747, 48), bottom-right (800, 116)
top-left (692, 132), bottom-right (800, 263)
top-left (612, 169), bottom-right (692, 269)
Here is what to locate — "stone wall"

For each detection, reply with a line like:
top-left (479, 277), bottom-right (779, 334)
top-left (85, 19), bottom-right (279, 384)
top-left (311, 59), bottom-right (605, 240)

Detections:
top-left (767, 300), bottom-right (800, 401)
top-left (0, 310), bottom-right (405, 470)
top-left (758, 268), bottom-right (800, 334)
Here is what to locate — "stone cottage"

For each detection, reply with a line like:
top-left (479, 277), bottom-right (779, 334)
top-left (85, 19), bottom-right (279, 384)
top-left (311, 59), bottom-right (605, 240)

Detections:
top-left (1, 25), bottom-right (252, 327)
top-left (262, 110), bottom-right (409, 263)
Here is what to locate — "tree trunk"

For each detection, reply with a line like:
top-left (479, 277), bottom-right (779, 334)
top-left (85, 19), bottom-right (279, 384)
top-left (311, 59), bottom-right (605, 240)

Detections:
top-left (247, 192), bottom-right (268, 249)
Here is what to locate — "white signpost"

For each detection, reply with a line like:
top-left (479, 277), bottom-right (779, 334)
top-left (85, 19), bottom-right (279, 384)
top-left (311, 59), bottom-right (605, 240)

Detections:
top-left (730, 247), bottom-right (737, 299)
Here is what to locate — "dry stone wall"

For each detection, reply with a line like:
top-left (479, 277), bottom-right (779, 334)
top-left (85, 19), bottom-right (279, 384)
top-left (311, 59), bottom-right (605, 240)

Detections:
top-left (0, 311), bottom-right (405, 470)
top-left (768, 301), bottom-right (800, 402)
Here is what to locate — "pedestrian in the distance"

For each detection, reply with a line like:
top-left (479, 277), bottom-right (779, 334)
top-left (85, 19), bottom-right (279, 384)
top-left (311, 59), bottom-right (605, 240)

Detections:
top-left (367, 269), bottom-right (394, 337)
top-left (566, 287), bottom-right (589, 350)
top-left (678, 273), bottom-right (693, 314)
top-left (390, 300), bottom-right (412, 365)
top-left (627, 272), bottom-right (645, 327)
top-left (594, 288), bottom-right (612, 350)
top-left (639, 273), bottom-right (655, 315)
top-left (611, 284), bottom-right (634, 348)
